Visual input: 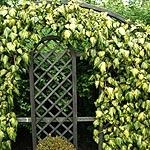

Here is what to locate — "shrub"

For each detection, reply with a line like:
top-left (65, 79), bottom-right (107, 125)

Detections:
top-left (36, 135), bottom-right (75, 150)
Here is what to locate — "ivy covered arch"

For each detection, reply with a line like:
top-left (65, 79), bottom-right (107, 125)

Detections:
top-left (0, 0), bottom-right (150, 150)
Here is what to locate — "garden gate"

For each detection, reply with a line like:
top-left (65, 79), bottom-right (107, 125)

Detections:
top-left (29, 36), bottom-right (78, 149)
top-left (16, 1), bottom-right (129, 150)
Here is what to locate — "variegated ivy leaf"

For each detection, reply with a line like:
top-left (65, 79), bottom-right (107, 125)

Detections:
top-left (19, 30), bottom-right (29, 39)
top-left (6, 42), bottom-right (16, 51)
top-left (0, 7), bottom-right (8, 16)
top-left (113, 58), bottom-right (119, 68)
top-left (98, 51), bottom-right (105, 58)
top-left (10, 32), bottom-right (18, 42)
top-left (131, 68), bottom-right (139, 77)
top-left (93, 119), bottom-right (99, 128)
top-left (2, 55), bottom-right (9, 66)
top-left (31, 34), bottom-right (40, 43)
top-left (69, 23), bottom-right (77, 31)
top-left (99, 62), bottom-right (106, 75)
top-left (86, 30), bottom-right (91, 37)
top-left (6, 127), bottom-right (16, 141)
top-left (63, 30), bottom-right (71, 39)
top-left (9, 8), bottom-right (16, 17)
top-left (118, 27), bottom-right (126, 36)
top-left (95, 81), bottom-right (99, 89)
top-left (0, 69), bottom-right (7, 77)
top-left (22, 53), bottom-right (29, 64)
top-left (96, 110), bottom-right (103, 118)
top-left (3, 27), bottom-right (11, 39)
top-left (0, 46), bottom-right (4, 52)
top-left (141, 62), bottom-right (148, 69)
top-left (106, 19), bottom-right (113, 29)
top-left (17, 48), bottom-right (22, 54)
top-left (90, 37), bottom-right (97, 47)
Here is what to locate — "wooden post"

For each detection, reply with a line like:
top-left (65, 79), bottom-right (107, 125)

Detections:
top-left (29, 51), bottom-right (37, 150)
top-left (98, 87), bottom-right (103, 150)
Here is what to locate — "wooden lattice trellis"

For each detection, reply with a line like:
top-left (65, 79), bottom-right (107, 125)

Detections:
top-left (15, 2), bottom-right (130, 150)
top-left (29, 36), bottom-right (77, 149)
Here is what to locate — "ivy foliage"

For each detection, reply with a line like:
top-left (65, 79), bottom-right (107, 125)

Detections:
top-left (0, 0), bottom-right (150, 149)
top-left (82, 0), bottom-right (150, 25)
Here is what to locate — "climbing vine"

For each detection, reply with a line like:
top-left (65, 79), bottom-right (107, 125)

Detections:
top-left (0, 0), bottom-right (150, 149)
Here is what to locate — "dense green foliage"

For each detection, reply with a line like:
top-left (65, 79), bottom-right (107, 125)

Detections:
top-left (0, 0), bottom-right (150, 149)
top-left (37, 135), bottom-right (75, 150)
top-left (0, 0), bottom-right (19, 6)
top-left (82, 0), bottom-right (150, 25)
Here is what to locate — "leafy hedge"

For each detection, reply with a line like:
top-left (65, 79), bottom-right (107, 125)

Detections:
top-left (0, 0), bottom-right (150, 149)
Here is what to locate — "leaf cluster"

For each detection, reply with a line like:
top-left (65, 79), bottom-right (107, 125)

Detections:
top-left (36, 134), bottom-right (75, 150)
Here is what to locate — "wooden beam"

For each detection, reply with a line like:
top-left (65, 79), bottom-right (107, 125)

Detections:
top-left (17, 117), bottom-right (95, 122)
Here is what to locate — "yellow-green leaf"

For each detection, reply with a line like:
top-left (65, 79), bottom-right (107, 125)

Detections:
top-left (96, 110), bottom-right (103, 118)
top-left (90, 37), bottom-right (97, 47)
top-left (11, 65), bottom-right (16, 73)
top-left (94, 57), bottom-right (100, 66)
top-left (99, 62), bottom-right (106, 74)
top-left (140, 50), bottom-right (144, 57)
top-left (124, 129), bottom-right (129, 137)
top-left (106, 20), bottom-right (112, 29)
top-left (138, 112), bottom-right (145, 121)
top-left (95, 81), bottom-right (99, 89)
top-left (93, 119), bottom-right (99, 127)
top-left (6, 127), bottom-right (16, 141)
top-left (113, 58), bottom-right (119, 68)
top-left (93, 129), bottom-right (99, 136)
top-left (3, 55), bottom-right (8, 66)
top-left (13, 87), bottom-right (19, 95)
top-left (7, 42), bottom-right (16, 51)
top-left (3, 27), bottom-right (11, 39)
top-left (16, 56), bottom-right (22, 64)
top-left (69, 23), bottom-right (77, 31)
top-left (118, 27), bottom-right (126, 35)
top-left (98, 51), bottom-right (105, 58)
top-left (131, 68), bottom-right (139, 77)
top-left (0, 9), bottom-right (8, 16)
top-left (10, 32), bottom-right (17, 42)
top-left (9, 118), bottom-right (18, 128)
top-left (138, 38), bottom-right (145, 44)
top-left (9, 8), bottom-right (16, 17)
top-left (63, 30), bottom-right (71, 39)
top-left (141, 62), bottom-right (148, 69)
top-left (12, 26), bottom-right (17, 33)
top-left (0, 46), bottom-right (4, 52)
top-left (86, 30), bottom-right (91, 37)
top-left (22, 53), bottom-right (29, 64)
top-left (17, 48), bottom-right (22, 54)
top-left (106, 87), bottom-right (113, 98)
top-left (19, 30), bottom-right (29, 39)
top-left (0, 69), bottom-right (7, 77)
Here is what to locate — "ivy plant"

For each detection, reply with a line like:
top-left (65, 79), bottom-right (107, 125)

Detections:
top-left (0, 0), bottom-right (150, 150)
top-left (82, 0), bottom-right (150, 25)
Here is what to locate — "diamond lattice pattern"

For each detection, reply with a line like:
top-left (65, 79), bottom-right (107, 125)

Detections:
top-left (33, 40), bottom-right (74, 141)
